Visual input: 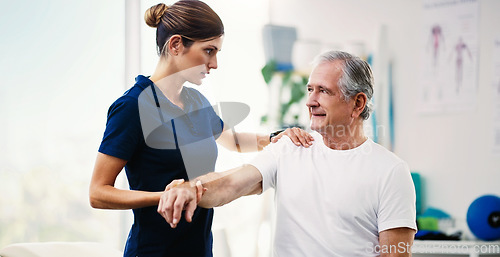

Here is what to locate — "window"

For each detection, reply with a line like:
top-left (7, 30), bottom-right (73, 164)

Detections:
top-left (0, 0), bottom-right (126, 248)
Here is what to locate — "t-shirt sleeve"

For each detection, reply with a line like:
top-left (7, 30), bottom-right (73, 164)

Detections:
top-left (248, 137), bottom-right (288, 192)
top-left (98, 96), bottom-right (142, 161)
top-left (377, 162), bottom-right (418, 233)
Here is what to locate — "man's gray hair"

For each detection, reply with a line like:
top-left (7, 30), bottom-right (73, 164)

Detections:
top-left (312, 51), bottom-right (374, 120)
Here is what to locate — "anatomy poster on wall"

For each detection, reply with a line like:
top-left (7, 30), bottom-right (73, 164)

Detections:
top-left (418, 0), bottom-right (479, 113)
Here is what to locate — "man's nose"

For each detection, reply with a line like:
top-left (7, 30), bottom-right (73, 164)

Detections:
top-left (306, 94), bottom-right (318, 108)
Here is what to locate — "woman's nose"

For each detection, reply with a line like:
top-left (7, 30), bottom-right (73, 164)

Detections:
top-left (208, 56), bottom-right (218, 70)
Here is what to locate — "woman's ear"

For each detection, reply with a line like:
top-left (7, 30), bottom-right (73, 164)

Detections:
top-left (351, 92), bottom-right (367, 118)
top-left (167, 35), bottom-right (183, 56)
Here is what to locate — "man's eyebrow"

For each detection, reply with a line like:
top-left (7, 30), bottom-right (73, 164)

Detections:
top-left (307, 84), bottom-right (329, 90)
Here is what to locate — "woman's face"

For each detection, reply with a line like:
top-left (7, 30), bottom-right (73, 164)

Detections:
top-left (176, 36), bottom-right (223, 85)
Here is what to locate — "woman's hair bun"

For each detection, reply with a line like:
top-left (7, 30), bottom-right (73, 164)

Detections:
top-left (145, 3), bottom-right (168, 28)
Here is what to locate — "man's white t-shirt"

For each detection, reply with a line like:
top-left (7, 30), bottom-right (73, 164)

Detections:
top-left (249, 131), bottom-right (417, 257)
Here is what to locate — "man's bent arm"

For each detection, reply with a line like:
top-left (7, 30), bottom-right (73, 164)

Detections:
top-left (378, 227), bottom-right (416, 257)
top-left (157, 164), bottom-right (263, 227)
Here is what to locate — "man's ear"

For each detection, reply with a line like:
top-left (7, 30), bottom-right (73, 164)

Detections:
top-left (167, 35), bottom-right (183, 56)
top-left (352, 92), bottom-right (367, 118)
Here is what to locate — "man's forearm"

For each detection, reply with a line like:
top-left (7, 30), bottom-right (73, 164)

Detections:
top-left (195, 170), bottom-right (234, 208)
top-left (196, 165), bottom-right (263, 208)
top-left (157, 164), bottom-right (263, 227)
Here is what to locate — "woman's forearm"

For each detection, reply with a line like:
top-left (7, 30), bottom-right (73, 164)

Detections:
top-left (217, 130), bottom-right (269, 153)
top-left (89, 184), bottom-right (162, 210)
top-left (233, 132), bottom-right (269, 152)
top-left (90, 153), bottom-right (163, 210)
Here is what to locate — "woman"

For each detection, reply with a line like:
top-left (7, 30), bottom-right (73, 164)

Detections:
top-left (89, 1), bottom-right (312, 256)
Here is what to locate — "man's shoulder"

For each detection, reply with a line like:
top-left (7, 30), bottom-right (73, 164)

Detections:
top-left (266, 135), bottom-right (296, 152)
top-left (365, 140), bottom-right (409, 173)
top-left (368, 140), bottom-right (404, 160)
top-left (268, 132), bottom-right (318, 153)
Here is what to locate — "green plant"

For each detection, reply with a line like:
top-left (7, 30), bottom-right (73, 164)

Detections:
top-left (261, 60), bottom-right (308, 128)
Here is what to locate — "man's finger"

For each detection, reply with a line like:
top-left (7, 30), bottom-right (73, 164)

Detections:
top-left (184, 199), bottom-right (197, 223)
top-left (171, 194), bottom-right (187, 228)
top-left (158, 192), bottom-right (170, 221)
top-left (164, 191), bottom-right (177, 226)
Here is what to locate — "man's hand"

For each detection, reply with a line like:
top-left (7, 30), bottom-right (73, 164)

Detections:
top-left (271, 127), bottom-right (314, 147)
top-left (157, 179), bottom-right (205, 228)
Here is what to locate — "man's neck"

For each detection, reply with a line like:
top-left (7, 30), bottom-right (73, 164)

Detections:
top-left (317, 124), bottom-right (367, 150)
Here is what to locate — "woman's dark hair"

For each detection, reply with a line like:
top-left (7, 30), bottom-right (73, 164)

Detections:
top-left (145, 0), bottom-right (224, 56)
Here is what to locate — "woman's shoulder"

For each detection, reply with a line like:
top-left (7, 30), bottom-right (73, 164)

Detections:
top-left (111, 89), bottom-right (139, 107)
top-left (116, 75), bottom-right (154, 101)
top-left (112, 77), bottom-right (153, 105)
top-left (107, 85), bottom-right (146, 115)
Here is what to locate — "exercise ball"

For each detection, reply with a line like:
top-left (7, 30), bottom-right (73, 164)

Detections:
top-left (466, 195), bottom-right (500, 241)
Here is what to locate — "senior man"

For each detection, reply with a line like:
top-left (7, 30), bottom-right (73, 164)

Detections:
top-left (158, 51), bottom-right (417, 256)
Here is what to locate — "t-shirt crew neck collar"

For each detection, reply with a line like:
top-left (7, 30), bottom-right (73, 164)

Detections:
top-left (312, 130), bottom-right (371, 153)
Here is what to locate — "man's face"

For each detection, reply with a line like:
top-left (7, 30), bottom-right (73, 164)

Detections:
top-left (306, 61), bottom-right (355, 133)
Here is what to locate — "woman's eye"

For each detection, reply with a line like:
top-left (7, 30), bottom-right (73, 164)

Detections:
top-left (205, 49), bottom-right (213, 55)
